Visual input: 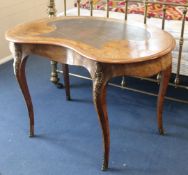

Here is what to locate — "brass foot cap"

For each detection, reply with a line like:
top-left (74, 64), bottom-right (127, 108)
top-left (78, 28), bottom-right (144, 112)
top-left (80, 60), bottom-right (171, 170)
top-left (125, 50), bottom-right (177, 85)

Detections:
top-left (158, 128), bottom-right (164, 135)
top-left (29, 128), bottom-right (35, 137)
top-left (101, 162), bottom-right (108, 171)
top-left (29, 133), bottom-right (34, 137)
top-left (66, 96), bottom-right (71, 101)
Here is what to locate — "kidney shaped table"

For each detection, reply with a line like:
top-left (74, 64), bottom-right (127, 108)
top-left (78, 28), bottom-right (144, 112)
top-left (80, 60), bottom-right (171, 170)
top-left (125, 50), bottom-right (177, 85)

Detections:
top-left (6, 16), bottom-right (175, 170)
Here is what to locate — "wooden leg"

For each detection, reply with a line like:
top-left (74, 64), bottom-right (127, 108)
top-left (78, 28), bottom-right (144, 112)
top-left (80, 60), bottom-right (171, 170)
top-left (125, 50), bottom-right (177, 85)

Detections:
top-left (19, 57), bottom-right (35, 137)
top-left (92, 65), bottom-right (110, 171)
top-left (62, 64), bottom-right (71, 100)
top-left (157, 65), bottom-right (172, 135)
top-left (11, 43), bottom-right (34, 137)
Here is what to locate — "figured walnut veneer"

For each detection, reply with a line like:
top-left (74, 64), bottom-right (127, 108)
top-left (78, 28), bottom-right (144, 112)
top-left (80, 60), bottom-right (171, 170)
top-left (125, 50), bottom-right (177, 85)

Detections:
top-left (6, 17), bottom-right (175, 63)
top-left (6, 16), bottom-right (175, 171)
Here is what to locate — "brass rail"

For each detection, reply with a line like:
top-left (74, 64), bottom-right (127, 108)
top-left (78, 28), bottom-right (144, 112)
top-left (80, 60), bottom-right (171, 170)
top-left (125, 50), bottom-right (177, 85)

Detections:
top-left (57, 70), bottom-right (188, 104)
top-left (116, 0), bottom-right (187, 86)
top-left (123, 0), bottom-right (188, 7)
top-left (47, 0), bottom-right (188, 101)
top-left (175, 7), bottom-right (187, 85)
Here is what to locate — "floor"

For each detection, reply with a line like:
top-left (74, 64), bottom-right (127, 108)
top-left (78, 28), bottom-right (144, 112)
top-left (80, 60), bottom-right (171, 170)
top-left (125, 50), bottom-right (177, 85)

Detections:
top-left (0, 56), bottom-right (188, 175)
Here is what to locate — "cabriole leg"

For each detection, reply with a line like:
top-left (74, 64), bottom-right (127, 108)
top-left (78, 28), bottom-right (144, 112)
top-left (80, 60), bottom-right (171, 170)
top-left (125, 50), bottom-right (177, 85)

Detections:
top-left (92, 64), bottom-right (110, 171)
top-left (10, 43), bottom-right (34, 137)
top-left (157, 65), bottom-right (172, 135)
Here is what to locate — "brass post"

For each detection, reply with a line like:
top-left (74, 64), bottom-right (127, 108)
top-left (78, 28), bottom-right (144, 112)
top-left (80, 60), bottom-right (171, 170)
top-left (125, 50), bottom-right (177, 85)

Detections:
top-left (64, 0), bottom-right (67, 16)
top-left (155, 4), bottom-right (167, 83)
top-left (121, 76), bottom-right (127, 87)
top-left (90, 0), bottom-right (93, 16)
top-left (174, 7), bottom-right (187, 86)
top-left (47, 0), bottom-right (62, 88)
top-left (47, 0), bottom-right (57, 17)
top-left (77, 0), bottom-right (80, 16)
top-left (107, 0), bottom-right (109, 18)
top-left (161, 4), bottom-right (166, 30)
top-left (124, 0), bottom-right (128, 20)
top-left (144, 0), bottom-right (148, 24)
top-left (121, 0), bottom-right (129, 87)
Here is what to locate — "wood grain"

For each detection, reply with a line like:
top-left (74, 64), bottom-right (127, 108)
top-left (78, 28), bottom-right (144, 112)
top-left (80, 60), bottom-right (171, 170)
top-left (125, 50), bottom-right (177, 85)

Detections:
top-left (6, 16), bottom-right (175, 63)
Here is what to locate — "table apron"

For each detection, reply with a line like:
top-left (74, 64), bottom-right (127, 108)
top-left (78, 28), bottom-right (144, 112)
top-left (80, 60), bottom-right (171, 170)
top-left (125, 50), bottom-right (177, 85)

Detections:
top-left (20, 43), bottom-right (172, 81)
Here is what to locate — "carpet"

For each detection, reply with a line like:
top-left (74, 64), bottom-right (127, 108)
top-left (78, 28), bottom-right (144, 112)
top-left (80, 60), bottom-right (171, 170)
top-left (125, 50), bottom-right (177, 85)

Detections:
top-left (0, 55), bottom-right (188, 175)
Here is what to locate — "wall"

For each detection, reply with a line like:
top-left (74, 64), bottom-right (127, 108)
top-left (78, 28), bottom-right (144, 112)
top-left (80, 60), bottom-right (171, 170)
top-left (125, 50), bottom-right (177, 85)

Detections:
top-left (0, 0), bottom-right (74, 62)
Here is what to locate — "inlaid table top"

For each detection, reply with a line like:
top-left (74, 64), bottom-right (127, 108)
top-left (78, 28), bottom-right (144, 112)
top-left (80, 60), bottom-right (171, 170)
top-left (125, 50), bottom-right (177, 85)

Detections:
top-left (6, 16), bottom-right (175, 63)
top-left (6, 16), bottom-right (175, 171)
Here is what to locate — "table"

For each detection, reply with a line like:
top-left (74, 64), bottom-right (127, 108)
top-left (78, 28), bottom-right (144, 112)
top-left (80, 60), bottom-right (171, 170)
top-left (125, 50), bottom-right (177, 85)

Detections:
top-left (6, 16), bottom-right (175, 170)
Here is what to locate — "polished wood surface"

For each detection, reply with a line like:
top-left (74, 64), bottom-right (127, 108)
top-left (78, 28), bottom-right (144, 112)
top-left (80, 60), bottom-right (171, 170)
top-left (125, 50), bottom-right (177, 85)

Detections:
top-left (6, 16), bottom-right (175, 171)
top-left (6, 16), bottom-right (175, 63)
